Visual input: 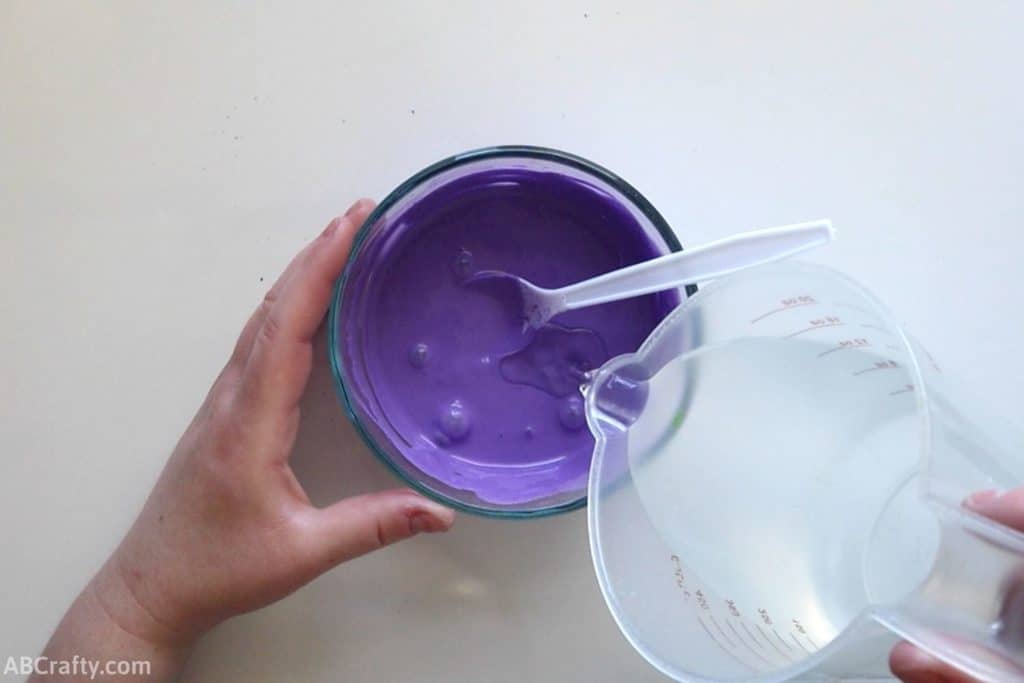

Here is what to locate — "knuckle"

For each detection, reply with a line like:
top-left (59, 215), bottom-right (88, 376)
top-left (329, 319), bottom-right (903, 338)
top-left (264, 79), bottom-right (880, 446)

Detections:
top-left (256, 313), bottom-right (282, 348)
top-left (210, 385), bottom-right (237, 420)
top-left (374, 519), bottom-right (389, 549)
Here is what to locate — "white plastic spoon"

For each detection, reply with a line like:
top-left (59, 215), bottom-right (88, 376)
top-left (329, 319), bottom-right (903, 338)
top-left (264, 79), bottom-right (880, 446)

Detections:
top-left (471, 219), bottom-right (835, 329)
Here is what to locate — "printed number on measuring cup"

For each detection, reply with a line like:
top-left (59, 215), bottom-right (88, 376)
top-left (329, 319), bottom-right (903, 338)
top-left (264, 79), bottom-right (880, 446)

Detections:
top-left (752, 295), bottom-right (819, 323)
top-left (726, 600), bottom-right (741, 617)
top-left (669, 556), bottom-right (692, 599)
top-left (788, 316), bottom-right (843, 337)
top-left (670, 555), bottom-right (685, 587)
top-left (758, 608), bottom-right (773, 625)
top-left (839, 338), bottom-right (869, 348)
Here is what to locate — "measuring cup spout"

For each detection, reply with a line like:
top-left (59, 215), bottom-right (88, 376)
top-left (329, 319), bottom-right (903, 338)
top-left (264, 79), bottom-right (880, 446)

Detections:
top-left (587, 367), bottom-right (650, 429)
top-left (873, 501), bottom-right (1024, 682)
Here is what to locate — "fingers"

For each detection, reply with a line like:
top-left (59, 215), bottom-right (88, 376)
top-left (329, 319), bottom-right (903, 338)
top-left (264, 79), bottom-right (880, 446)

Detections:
top-left (229, 267), bottom-right (296, 370)
top-left (240, 199), bottom-right (376, 415)
top-left (965, 488), bottom-right (1024, 530)
top-left (888, 488), bottom-right (1024, 682)
top-left (890, 640), bottom-right (977, 682)
top-left (229, 215), bottom-right (340, 369)
top-left (300, 489), bottom-right (455, 569)
top-left (273, 198), bottom-right (374, 344)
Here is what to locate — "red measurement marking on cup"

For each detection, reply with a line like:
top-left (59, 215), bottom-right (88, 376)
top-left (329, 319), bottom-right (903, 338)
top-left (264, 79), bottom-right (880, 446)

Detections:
top-left (751, 296), bottom-right (817, 324)
top-left (727, 620), bottom-right (773, 666)
top-left (698, 617), bottom-right (757, 668)
top-left (818, 337), bottom-right (870, 357)
top-left (669, 555), bottom-right (692, 600)
top-left (754, 609), bottom-right (796, 661)
top-left (791, 633), bottom-right (811, 654)
top-left (756, 623), bottom-right (794, 661)
top-left (740, 621), bottom-right (765, 651)
top-left (670, 555), bottom-right (685, 587)
top-left (669, 557), bottom-right (775, 670)
top-left (785, 317), bottom-right (843, 338)
top-left (773, 628), bottom-right (794, 652)
top-left (853, 360), bottom-right (899, 376)
top-left (723, 600), bottom-right (774, 663)
top-left (890, 384), bottom-right (915, 396)
top-left (709, 615), bottom-right (737, 648)
top-left (791, 619), bottom-right (818, 653)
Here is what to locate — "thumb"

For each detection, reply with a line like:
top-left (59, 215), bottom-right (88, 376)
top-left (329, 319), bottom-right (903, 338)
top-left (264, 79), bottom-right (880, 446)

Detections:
top-left (301, 489), bottom-right (455, 568)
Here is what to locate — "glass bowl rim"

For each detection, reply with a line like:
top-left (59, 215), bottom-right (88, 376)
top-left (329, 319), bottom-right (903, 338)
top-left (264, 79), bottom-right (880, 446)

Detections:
top-left (327, 144), bottom-right (691, 518)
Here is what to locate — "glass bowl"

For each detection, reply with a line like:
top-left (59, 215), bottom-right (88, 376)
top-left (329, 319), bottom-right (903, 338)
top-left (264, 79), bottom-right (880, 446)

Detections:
top-left (328, 145), bottom-right (692, 517)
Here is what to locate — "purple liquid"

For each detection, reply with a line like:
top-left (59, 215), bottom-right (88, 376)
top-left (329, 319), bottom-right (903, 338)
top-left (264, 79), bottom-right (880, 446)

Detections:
top-left (346, 167), bottom-right (677, 505)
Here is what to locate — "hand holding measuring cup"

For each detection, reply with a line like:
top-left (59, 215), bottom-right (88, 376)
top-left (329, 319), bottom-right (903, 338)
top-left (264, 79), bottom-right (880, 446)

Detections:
top-left (586, 261), bottom-right (1024, 682)
top-left (891, 488), bottom-right (1024, 682)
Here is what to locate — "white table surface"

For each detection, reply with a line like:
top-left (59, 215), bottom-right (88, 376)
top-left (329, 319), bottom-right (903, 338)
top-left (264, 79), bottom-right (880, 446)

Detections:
top-left (3, 2), bottom-right (1023, 681)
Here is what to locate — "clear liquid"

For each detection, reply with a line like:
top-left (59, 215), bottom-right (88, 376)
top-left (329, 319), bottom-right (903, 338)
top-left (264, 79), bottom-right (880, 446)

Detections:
top-left (626, 336), bottom-right (940, 660)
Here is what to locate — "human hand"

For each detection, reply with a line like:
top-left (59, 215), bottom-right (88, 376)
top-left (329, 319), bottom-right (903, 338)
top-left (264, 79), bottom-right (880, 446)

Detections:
top-left (890, 489), bottom-right (1024, 682)
top-left (36, 200), bottom-right (455, 681)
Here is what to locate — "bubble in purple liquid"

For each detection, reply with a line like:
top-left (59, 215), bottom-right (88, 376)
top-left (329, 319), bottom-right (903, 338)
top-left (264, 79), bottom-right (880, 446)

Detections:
top-left (558, 395), bottom-right (586, 432)
top-left (440, 399), bottom-right (471, 441)
top-left (453, 248), bottom-right (474, 281)
top-left (408, 342), bottom-right (429, 368)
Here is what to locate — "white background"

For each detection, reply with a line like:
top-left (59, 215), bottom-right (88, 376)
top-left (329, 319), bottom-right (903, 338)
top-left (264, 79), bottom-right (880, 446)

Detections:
top-left (2, 2), bottom-right (1022, 681)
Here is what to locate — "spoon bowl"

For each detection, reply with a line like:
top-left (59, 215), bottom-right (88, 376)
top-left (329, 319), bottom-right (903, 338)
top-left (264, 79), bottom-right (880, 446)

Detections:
top-left (468, 219), bottom-right (835, 331)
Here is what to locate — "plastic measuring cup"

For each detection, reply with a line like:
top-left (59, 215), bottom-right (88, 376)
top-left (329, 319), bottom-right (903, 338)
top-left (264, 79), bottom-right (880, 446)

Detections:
top-left (585, 261), bottom-right (1024, 682)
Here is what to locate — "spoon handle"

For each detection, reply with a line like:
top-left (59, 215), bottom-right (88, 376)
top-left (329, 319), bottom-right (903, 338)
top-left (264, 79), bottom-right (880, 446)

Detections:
top-left (554, 219), bottom-right (835, 312)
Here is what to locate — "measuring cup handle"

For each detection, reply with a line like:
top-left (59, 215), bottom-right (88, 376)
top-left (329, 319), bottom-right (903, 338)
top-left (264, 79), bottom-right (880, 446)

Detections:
top-left (873, 502), bottom-right (1024, 682)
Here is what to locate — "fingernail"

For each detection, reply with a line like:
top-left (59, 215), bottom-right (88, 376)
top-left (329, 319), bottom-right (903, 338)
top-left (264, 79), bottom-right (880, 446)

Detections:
top-left (890, 641), bottom-right (946, 679)
top-left (409, 500), bottom-right (454, 534)
top-left (409, 512), bottom-right (449, 534)
top-left (966, 489), bottom-right (1004, 509)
